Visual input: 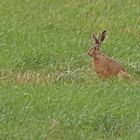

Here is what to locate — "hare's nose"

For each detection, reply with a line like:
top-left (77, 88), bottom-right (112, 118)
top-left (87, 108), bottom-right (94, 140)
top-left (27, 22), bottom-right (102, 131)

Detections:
top-left (88, 52), bottom-right (91, 56)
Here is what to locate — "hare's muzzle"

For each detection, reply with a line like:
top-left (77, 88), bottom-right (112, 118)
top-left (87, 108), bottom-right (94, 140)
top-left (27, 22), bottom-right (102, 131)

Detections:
top-left (88, 52), bottom-right (92, 57)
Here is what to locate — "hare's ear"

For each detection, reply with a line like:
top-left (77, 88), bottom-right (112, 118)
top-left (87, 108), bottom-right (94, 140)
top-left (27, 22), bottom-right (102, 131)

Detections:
top-left (93, 34), bottom-right (99, 44)
top-left (99, 30), bottom-right (106, 44)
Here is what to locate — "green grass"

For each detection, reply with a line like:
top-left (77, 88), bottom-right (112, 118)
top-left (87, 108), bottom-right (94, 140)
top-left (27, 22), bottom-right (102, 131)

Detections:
top-left (0, 0), bottom-right (140, 139)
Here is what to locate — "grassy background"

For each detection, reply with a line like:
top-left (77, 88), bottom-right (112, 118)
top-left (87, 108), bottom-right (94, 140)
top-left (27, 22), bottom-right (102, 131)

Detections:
top-left (0, 0), bottom-right (140, 139)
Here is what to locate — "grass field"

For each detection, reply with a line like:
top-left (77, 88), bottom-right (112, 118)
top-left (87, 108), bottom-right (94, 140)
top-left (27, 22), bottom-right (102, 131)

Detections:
top-left (0, 0), bottom-right (140, 139)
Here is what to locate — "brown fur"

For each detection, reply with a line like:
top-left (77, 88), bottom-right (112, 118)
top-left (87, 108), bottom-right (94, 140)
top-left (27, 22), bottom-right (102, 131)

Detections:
top-left (88, 30), bottom-right (128, 79)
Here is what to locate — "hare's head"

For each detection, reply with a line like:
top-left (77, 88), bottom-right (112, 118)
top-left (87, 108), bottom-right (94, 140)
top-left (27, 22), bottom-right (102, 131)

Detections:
top-left (88, 30), bottom-right (106, 57)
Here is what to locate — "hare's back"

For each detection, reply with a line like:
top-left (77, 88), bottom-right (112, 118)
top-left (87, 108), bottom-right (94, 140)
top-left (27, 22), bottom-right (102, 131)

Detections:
top-left (107, 58), bottom-right (126, 73)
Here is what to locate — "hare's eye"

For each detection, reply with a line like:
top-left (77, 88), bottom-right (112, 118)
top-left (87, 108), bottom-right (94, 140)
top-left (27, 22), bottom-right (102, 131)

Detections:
top-left (94, 46), bottom-right (97, 50)
top-left (94, 44), bottom-right (99, 50)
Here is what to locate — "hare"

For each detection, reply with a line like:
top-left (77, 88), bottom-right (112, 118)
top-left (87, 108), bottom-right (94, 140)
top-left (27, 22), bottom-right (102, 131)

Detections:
top-left (88, 30), bottom-right (128, 79)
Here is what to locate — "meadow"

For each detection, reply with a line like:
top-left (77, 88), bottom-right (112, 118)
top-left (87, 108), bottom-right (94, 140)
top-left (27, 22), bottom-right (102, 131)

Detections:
top-left (0, 0), bottom-right (140, 139)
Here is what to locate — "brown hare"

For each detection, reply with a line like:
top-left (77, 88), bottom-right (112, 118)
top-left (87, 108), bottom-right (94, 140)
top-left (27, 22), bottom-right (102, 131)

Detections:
top-left (88, 30), bottom-right (128, 79)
